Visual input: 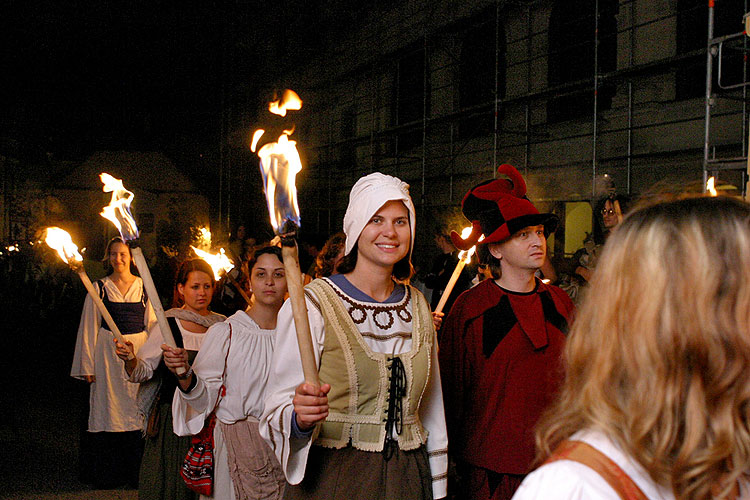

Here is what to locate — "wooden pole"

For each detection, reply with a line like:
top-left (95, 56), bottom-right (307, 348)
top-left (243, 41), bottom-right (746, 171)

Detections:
top-left (129, 245), bottom-right (185, 374)
top-left (75, 267), bottom-right (134, 360)
top-left (434, 259), bottom-right (467, 315)
top-left (281, 241), bottom-right (319, 387)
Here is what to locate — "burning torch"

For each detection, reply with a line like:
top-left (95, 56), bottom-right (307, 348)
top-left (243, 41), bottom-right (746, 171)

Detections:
top-left (44, 227), bottom-right (134, 360)
top-left (99, 173), bottom-right (184, 373)
top-left (252, 90), bottom-right (319, 387)
top-left (190, 245), bottom-right (253, 307)
top-left (434, 227), bottom-right (481, 315)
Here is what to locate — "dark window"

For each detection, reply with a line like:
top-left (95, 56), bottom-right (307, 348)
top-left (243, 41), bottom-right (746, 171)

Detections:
top-left (547, 0), bottom-right (618, 122)
top-left (458, 16), bottom-right (506, 139)
top-left (676, 0), bottom-right (745, 100)
top-left (393, 47), bottom-right (429, 150)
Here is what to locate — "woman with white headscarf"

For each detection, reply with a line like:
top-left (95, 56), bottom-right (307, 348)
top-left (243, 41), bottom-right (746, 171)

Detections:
top-left (260, 173), bottom-right (448, 500)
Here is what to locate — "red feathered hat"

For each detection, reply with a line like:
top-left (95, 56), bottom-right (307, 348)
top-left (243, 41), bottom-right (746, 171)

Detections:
top-left (451, 164), bottom-right (559, 250)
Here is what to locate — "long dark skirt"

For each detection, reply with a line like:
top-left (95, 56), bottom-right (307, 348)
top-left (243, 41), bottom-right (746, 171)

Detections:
top-left (285, 445), bottom-right (433, 500)
top-left (138, 399), bottom-right (196, 500)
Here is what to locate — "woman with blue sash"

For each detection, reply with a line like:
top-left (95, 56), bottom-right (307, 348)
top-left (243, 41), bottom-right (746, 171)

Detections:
top-left (71, 237), bottom-right (156, 488)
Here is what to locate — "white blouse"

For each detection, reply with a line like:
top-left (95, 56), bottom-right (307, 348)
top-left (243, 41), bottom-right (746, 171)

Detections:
top-left (172, 311), bottom-right (276, 436)
top-left (129, 318), bottom-right (208, 384)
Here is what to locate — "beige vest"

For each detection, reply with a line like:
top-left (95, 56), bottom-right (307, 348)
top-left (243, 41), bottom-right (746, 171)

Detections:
top-left (306, 279), bottom-right (433, 452)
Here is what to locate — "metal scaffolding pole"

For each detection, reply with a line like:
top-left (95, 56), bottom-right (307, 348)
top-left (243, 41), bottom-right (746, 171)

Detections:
top-left (702, 0), bottom-right (715, 192)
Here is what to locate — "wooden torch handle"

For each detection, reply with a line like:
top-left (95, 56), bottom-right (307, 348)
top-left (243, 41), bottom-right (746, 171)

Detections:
top-left (434, 259), bottom-right (466, 315)
top-left (130, 247), bottom-right (185, 375)
top-left (281, 243), bottom-right (320, 387)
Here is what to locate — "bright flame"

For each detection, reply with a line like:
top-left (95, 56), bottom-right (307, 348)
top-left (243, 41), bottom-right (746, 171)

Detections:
top-left (707, 176), bottom-right (718, 197)
top-left (251, 129), bottom-right (265, 152)
top-left (44, 227), bottom-right (83, 264)
top-left (457, 227), bottom-right (481, 263)
top-left (191, 246), bottom-right (235, 280)
top-left (100, 173), bottom-right (139, 240)
top-left (257, 132), bottom-right (302, 234)
top-left (268, 89), bottom-right (302, 117)
top-left (194, 227), bottom-right (212, 250)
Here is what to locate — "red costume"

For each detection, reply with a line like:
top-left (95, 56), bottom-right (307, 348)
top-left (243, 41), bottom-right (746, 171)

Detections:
top-left (440, 276), bottom-right (574, 498)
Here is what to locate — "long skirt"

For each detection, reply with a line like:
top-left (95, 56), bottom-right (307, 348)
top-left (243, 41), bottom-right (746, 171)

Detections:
top-left (285, 445), bottom-right (433, 500)
top-left (138, 398), bottom-right (196, 500)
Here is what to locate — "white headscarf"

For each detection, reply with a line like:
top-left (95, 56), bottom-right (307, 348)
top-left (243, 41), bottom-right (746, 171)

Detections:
top-left (343, 172), bottom-right (416, 259)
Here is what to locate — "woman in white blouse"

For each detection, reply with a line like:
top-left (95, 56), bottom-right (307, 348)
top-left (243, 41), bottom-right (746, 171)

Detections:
top-left (162, 246), bottom-right (288, 500)
top-left (513, 197), bottom-right (750, 500)
top-left (116, 258), bottom-right (225, 499)
top-left (71, 237), bottom-right (156, 488)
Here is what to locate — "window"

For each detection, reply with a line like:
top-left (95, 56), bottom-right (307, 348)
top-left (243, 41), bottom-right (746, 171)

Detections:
top-left (547, 0), bottom-right (618, 122)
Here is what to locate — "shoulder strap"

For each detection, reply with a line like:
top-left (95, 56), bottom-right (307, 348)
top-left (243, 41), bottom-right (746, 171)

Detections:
top-left (544, 440), bottom-right (649, 500)
top-left (210, 323), bottom-right (232, 414)
top-left (167, 317), bottom-right (184, 349)
top-left (96, 279), bottom-right (106, 300)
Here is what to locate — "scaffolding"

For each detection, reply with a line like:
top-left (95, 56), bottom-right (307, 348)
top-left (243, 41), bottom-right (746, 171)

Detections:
top-left (703, 0), bottom-right (750, 196)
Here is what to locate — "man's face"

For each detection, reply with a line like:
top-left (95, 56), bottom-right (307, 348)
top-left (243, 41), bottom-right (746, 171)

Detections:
top-left (488, 224), bottom-right (546, 273)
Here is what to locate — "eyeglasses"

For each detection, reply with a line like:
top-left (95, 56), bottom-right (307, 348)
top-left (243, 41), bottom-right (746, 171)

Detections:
top-left (601, 208), bottom-right (616, 216)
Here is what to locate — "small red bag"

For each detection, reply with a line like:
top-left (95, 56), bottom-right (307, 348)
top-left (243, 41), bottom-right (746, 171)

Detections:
top-left (180, 324), bottom-right (232, 496)
top-left (181, 414), bottom-right (217, 495)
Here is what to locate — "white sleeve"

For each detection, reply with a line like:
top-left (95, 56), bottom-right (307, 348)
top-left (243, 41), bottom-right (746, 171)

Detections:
top-left (128, 323), bottom-right (166, 383)
top-left (70, 288), bottom-right (101, 379)
top-left (511, 461), bottom-right (620, 500)
top-left (172, 322), bottom-right (231, 436)
top-left (259, 295), bottom-right (326, 485)
top-left (421, 337), bottom-right (449, 499)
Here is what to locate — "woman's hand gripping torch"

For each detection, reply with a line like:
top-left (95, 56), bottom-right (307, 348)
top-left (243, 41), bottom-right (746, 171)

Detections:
top-left (99, 173), bottom-right (184, 374)
top-left (44, 227), bottom-right (134, 360)
top-left (252, 89), bottom-right (319, 387)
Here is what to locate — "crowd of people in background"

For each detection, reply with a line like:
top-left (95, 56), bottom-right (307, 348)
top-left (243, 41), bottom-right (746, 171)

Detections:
top-left (67, 165), bottom-right (750, 500)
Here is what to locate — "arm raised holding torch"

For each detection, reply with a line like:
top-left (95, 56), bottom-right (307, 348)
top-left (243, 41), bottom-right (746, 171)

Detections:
top-left (99, 173), bottom-right (185, 374)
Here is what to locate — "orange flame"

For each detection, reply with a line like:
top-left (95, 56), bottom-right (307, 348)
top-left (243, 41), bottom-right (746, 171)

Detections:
top-left (707, 176), bottom-right (718, 197)
top-left (458, 227), bottom-right (482, 263)
top-left (44, 227), bottom-right (83, 264)
top-left (268, 89), bottom-right (302, 117)
top-left (191, 246), bottom-right (235, 280)
top-left (100, 173), bottom-right (139, 240)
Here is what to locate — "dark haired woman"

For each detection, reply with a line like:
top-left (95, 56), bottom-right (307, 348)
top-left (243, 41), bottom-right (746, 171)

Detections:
top-left (164, 246), bottom-right (289, 500)
top-left (261, 173), bottom-right (449, 500)
top-left (115, 258), bottom-right (225, 499)
top-left (71, 237), bottom-right (157, 488)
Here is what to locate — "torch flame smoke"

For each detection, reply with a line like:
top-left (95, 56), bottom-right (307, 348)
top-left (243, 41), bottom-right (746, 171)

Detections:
top-left (268, 89), bottom-right (302, 117)
top-left (707, 176), bottom-right (718, 197)
top-left (252, 90), bottom-right (304, 234)
top-left (458, 227), bottom-right (482, 263)
top-left (100, 173), bottom-right (139, 240)
top-left (191, 246), bottom-right (235, 281)
top-left (44, 227), bottom-right (83, 264)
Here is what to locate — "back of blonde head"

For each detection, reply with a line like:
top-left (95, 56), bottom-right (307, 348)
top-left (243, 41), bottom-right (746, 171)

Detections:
top-left (537, 196), bottom-right (750, 500)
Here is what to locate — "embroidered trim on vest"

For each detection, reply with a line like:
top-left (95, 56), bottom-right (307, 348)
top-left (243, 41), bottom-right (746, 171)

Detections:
top-left (360, 331), bottom-right (413, 341)
top-left (322, 277), bottom-right (412, 328)
top-left (307, 279), bottom-right (433, 453)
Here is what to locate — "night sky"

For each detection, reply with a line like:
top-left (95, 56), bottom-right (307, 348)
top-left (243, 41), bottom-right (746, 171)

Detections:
top-left (1, 1), bottom-right (268, 188)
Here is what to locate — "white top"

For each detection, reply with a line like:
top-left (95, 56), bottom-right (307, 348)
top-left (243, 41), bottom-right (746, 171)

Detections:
top-left (259, 281), bottom-right (449, 499)
top-left (70, 276), bottom-right (156, 431)
top-left (129, 319), bottom-right (208, 383)
top-left (172, 311), bottom-right (276, 435)
top-left (512, 429), bottom-right (675, 500)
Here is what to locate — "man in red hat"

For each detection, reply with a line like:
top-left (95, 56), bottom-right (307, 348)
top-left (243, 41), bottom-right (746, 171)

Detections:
top-left (439, 164), bottom-right (575, 500)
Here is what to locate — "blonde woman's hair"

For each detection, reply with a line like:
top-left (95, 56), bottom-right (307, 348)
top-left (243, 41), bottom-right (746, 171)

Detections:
top-left (536, 196), bottom-right (750, 500)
